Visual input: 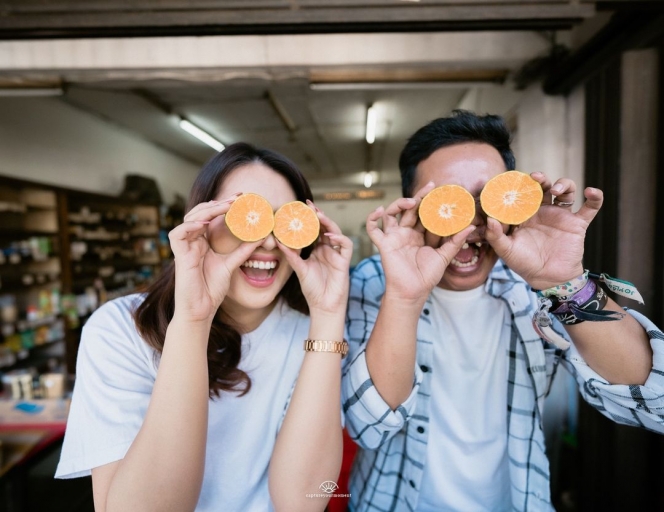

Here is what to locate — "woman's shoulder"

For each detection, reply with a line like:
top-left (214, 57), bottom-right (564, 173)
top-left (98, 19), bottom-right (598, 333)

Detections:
top-left (81, 294), bottom-right (155, 359)
top-left (86, 293), bottom-right (145, 329)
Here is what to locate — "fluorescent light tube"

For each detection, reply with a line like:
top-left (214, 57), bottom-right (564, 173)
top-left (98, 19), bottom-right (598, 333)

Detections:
top-left (366, 105), bottom-right (377, 144)
top-left (179, 118), bottom-right (225, 151)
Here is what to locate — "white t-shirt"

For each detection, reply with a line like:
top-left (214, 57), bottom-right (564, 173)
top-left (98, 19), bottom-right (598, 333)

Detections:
top-left (56, 294), bottom-right (310, 512)
top-left (416, 284), bottom-right (511, 512)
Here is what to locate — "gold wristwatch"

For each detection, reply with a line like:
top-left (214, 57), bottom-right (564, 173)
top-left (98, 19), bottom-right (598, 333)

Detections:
top-left (304, 339), bottom-right (349, 358)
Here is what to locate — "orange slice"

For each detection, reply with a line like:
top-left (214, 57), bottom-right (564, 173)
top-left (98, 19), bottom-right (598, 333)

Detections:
top-left (480, 171), bottom-right (543, 225)
top-left (418, 185), bottom-right (476, 237)
top-left (225, 193), bottom-right (275, 242)
top-left (273, 201), bottom-right (320, 249)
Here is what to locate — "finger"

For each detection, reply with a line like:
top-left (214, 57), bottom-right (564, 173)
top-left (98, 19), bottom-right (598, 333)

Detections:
top-left (184, 193), bottom-right (241, 220)
top-left (575, 187), bottom-right (603, 224)
top-left (530, 172), bottom-right (552, 201)
top-left (382, 197), bottom-right (414, 231)
top-left (184, 198), bottom-right (237, 223)
top-left (384, 197), bottom-right (417, 217)
top-left (401, 181), bottom-right (435, 230)
top-left (366, 207), bottom-right (385, 246)
top-left (412, 181), bottom-right (436, 199)
top-left (435, 225), bottom-right (476, 263)
top-left (316, 208), bottom-right (342, 237)
top-left (275, 238), bottom-right (308, 276)
top-left (324, 232), bottom-right (353, 262)
top-left (223, 239), bottom-right (266, 271)
top-left (168, 221), bottom-right (210, 254)
top-left (549, 178), bottom-right (577, 205)
top-left (484, 217), bottom-right (512, 259)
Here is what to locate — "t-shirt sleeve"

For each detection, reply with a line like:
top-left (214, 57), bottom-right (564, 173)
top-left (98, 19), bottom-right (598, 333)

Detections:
top-left (55, 296), bottom-right (156, 479)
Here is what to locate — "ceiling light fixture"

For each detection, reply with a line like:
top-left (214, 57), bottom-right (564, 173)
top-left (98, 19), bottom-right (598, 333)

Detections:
top-left (366, 105), bottom-right (377, 144)
top-left (364, 171), bottom-right (374, 189)
top-left (178, 118), bottom-right (225, 152)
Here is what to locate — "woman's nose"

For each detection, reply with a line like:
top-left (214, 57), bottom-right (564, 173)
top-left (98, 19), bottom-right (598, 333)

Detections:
top-left (260, 232), bottom-right (277, 250)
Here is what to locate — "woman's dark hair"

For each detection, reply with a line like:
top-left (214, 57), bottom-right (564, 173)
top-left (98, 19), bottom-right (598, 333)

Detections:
top-left (134, 143), bottom-right (313, 398)
top-left (399, 110), bottom-right (516, 197)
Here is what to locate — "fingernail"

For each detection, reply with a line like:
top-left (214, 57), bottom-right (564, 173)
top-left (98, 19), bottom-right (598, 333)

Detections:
top-left (552, 185), bottom-right (563, 193)
top-left (210, 200), bottom-right (220, 204)
top-left (324, 232), bottom-right (336, 237)
top-left (196, 221), bottom-right (211, 225)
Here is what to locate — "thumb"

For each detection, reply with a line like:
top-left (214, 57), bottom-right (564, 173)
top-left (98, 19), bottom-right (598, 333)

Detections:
top-left (484, 217), bottom-right (512, 258)
top-left (435, 225), bottom-right (476, 263)
top-left (275, 239), bottom-right (307, 277)
top-left (224, 239), bottom-right (264, 270)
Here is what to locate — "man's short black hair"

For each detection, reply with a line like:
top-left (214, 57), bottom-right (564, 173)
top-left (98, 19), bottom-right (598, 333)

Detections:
top-left (399, 110), bottom-right (516, 197)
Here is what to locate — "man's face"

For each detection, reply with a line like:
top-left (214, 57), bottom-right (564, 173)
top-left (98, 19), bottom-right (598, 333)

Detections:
top-left (412, 142), bottom-right (510, 291)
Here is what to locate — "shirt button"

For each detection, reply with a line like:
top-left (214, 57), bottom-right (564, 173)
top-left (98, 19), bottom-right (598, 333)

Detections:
top-left (423, 308), bottom-right (430, 315)
top-left (409, 480), bottom-right (416, 488)
top-left (420, 365), bottom-right (429, 373)
top-left (417, 426), bottom-right (425, 434)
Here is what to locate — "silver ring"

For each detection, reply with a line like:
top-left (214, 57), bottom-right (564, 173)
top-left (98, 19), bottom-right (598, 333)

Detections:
top-left (553, 200), bottom-right (574, 207)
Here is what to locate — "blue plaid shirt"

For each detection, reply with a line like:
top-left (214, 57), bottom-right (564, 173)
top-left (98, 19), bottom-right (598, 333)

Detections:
top-left (342, 255), bottom-right (664, 512)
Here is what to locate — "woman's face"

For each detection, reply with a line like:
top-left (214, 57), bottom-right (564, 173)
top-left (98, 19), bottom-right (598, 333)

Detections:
top-left (208, 162), bottom-right (299, 319)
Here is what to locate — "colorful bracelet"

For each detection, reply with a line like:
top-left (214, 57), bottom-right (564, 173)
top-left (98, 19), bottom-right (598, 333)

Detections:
top-left (538, 271), bottom-right (589, 299)
top-left (531, 269), bottom-right (643, 349)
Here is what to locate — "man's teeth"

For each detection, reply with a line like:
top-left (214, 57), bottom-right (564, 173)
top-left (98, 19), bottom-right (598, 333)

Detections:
top-left (450, 255), bottom-right (479, 268)
top-left (451, 242), bottom-right (481, 268)
top-left (242, 260), bottom-right (277, 270)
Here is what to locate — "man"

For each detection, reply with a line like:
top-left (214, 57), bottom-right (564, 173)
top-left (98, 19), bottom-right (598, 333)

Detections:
top-left (342, 110), bottom-right (664, 511)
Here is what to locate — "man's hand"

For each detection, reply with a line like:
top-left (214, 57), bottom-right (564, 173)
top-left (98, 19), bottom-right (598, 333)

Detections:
top-left (367, 181), bottom-right (475, 303)
top-left (484, 173), bottom-right (602, 290)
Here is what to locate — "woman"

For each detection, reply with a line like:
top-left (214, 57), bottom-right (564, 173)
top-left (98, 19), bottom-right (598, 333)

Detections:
top-left (56, 143), bottom-right (352, 512)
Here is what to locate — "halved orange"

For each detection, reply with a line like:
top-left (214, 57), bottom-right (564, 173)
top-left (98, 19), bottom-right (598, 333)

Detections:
top-left (480, 171), bottom-right (543, 225)
top-left (225, 193), bottom-right (275, 242)
top-left (418, 185), bottom-right (476, 237)
top-left (273, 201), bottom-right (320, 249)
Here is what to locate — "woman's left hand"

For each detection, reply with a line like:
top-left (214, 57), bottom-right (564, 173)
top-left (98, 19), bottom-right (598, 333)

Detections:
top-left (276, 200), bottom-right (353, 317)
top-left (484, 172), bottom-right (602, 290)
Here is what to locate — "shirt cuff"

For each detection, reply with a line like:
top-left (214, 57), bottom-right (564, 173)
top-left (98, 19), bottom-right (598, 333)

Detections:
top-left (343, 349), bottom-right (422, 428)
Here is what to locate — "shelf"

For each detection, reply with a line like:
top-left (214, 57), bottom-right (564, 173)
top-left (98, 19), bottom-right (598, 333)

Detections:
top-left (0, 338), bottom-right (66, 370)
top-left (0, 175), bottom-right (166, 376)
top-left (0, 230), bottom-right (59, 239)
top-left (1, 315), bottom-right (62, 333)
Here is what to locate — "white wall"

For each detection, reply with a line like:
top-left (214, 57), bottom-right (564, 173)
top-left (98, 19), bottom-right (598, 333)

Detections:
top-left (514, 83), bottom-right (585, 190)
top-left (0, 97), bottom-right (199, 202)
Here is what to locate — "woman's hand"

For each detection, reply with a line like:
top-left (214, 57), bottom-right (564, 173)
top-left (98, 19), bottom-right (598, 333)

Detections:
top-left (484, 173), bottom-right (602, 290)
top-left (368, 182), bottom-right (475, 304)
top-left (276, 201), bottom-right (353, 318)
top-left (169, 195), bottom-right (263, 323)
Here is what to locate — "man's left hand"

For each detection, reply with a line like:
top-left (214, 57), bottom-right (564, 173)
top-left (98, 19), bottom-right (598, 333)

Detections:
top-left (484, 172), bottom-right (603, 290)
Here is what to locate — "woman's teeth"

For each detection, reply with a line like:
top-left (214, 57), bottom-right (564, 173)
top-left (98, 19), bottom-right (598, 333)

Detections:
top-left (242, 260), bottom-right (277, 270)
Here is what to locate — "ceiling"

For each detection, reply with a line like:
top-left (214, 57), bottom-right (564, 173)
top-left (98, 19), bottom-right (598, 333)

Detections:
top-left (2, 0), bottom-right (653, 190)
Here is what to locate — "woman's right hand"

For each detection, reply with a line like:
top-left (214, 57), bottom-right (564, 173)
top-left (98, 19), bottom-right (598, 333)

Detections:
top-left (367, 182), bottom-right (475, 304)
top-left (168, 195), bottom-right (263, 323)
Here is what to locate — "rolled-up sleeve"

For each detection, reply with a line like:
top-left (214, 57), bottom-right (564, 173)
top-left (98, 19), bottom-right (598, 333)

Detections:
top-left (562, 309), bottom-right (664, 434)
top-left (341, 256), bottom-right (422, 450)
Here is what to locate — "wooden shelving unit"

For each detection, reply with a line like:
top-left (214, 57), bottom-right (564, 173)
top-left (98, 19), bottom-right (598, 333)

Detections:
top-left (0, 176), bottom-right (164, 390)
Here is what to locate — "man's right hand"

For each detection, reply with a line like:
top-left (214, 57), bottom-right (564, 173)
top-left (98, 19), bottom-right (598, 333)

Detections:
top-left (366, 181), bottom-right (476, 303)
